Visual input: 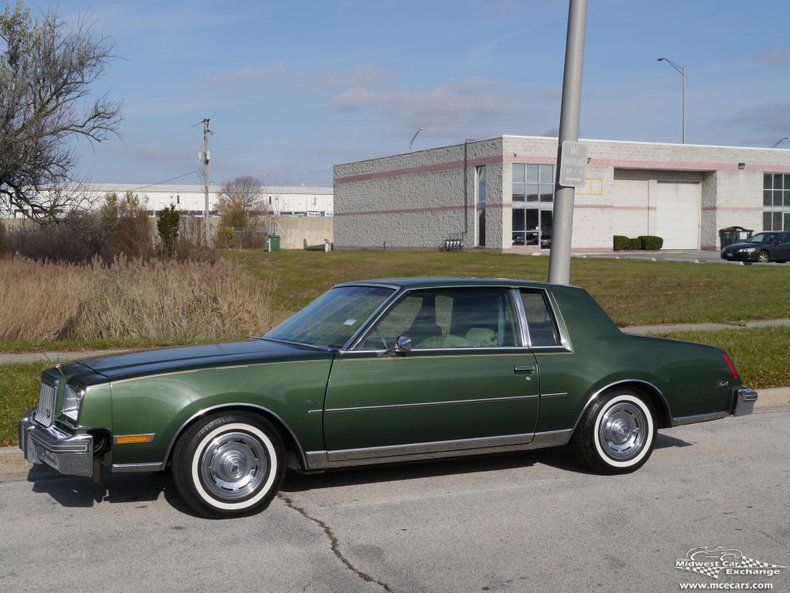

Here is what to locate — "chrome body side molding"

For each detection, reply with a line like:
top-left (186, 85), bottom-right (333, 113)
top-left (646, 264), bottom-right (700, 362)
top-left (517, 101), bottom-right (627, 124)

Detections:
top-left (303, 429), bottom-right (572, 470)
top-left (670, 411), bottom-right (729, 427)
top-left (325, 393), bottom-right (540, 414)
top-left (111, 462), bottom-right (166, 473)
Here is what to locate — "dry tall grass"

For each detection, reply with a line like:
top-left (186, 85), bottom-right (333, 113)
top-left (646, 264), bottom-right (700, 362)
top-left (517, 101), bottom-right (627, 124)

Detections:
top-left (0, 257), bottom-right (276, 342)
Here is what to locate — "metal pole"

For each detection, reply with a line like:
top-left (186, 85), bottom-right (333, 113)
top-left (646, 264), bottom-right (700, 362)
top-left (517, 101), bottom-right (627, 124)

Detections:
top-left (202, 118), bottom-right (211, 244)
top-left (410, 128), bottom-right (423, 151)
top-left (464, 139), bottom-right (470, 236)
top-left (548, 0), bottom-right (587, 285)
top-left (657, 58), bottom-right (685, 144)
top-left (681, 65), bottom-right (686, 144)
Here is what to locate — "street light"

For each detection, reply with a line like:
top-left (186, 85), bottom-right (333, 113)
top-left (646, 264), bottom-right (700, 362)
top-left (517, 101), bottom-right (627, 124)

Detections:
top-left (409, 128), bottom-right (424, 151)
top-left (771, 137), bottom-right (788, 148)
top-left (657, 57), bottom-right (686, 144)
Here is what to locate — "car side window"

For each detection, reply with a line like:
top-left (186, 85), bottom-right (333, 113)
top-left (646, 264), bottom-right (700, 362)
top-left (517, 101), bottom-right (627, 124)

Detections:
top-left (357, 288), bottom-right (519, 350)
top-left (520, 291), bottom-right (562, 347)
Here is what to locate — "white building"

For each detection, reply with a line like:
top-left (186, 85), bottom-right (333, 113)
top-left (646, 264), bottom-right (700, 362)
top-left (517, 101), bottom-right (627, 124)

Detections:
top-left (334, 136), bottom-right (790, 251)
top-left (1, 184), bottom-right (333, 218)
top-left (83, 184), bottom-right (334, 217)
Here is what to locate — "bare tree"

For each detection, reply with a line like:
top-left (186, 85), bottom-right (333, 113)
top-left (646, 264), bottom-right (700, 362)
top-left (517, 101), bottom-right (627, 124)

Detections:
top-left (216, 175), bottom-right (267, 229)
top-left (0, 1), bottom-right (122, 221)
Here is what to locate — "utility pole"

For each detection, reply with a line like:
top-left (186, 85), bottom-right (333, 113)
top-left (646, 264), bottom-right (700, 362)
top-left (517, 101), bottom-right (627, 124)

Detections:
top-left (548, 0), bottom-right (587, 285)
top-left (201, 118), bottom-right (211, 244)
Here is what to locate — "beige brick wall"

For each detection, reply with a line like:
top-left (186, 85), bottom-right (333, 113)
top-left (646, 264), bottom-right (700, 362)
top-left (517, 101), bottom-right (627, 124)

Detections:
top-left (335, 136), bottom-right (790, 251)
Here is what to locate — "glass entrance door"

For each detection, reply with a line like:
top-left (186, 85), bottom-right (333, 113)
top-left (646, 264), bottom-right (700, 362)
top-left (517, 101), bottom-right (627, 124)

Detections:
top-left (512, 208), bottom-right (553, 248)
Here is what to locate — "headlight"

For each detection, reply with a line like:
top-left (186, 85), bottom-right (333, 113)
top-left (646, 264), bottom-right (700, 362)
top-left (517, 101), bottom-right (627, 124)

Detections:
top-left (738, 247), bottom-right (757, 253)
top-left (62, 383), bottom-right (85, 421)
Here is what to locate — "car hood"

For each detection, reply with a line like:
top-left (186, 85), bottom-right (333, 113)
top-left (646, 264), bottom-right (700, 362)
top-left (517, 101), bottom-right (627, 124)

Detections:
top-left (723, 241), bottom-right (764, 251)
top-left (78, 339), bottom-right (332, 382)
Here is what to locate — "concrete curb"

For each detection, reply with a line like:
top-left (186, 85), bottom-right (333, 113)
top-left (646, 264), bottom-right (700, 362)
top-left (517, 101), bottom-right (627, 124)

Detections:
top-left (3, 388), bottom-right (788, 481)
top-left (622, 319), bottom-right (790, 335)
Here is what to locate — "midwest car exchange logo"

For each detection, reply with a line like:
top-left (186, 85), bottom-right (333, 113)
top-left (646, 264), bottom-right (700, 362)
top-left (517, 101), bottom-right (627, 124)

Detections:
top-left (675, 547), bottom-right (785, 580)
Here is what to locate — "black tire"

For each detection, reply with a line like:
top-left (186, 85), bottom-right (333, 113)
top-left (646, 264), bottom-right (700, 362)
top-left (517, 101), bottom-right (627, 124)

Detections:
top-left (572, 389), bottom-right (656, 474)
top-left (758, 250), bottom-right (770, 263)
top-left (172, 412), bottom-right (285, 518)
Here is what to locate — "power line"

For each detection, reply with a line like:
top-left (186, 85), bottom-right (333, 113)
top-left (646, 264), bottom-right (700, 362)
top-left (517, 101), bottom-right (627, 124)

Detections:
top-left (130, 171), bottom-right (201, 192)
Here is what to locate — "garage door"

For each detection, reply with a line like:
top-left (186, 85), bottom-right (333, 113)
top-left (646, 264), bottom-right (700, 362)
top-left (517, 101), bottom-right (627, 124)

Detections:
top-left (655, 182), bottom-right (701, 249)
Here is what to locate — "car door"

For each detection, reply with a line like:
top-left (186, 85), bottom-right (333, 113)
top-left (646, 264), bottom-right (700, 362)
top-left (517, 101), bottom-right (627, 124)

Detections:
top-left (322, 287), bottom-right (539, 459)
top-left (777, 233), bottom-right (790, 261)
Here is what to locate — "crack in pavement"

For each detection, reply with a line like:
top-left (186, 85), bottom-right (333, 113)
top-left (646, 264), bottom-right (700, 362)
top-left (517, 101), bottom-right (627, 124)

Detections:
top-left (278, 494), bottom-right (405, 593)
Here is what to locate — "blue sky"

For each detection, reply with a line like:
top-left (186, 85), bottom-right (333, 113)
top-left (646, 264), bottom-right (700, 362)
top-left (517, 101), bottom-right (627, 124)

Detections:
top-left (18, 0), bottom-right (790, 187)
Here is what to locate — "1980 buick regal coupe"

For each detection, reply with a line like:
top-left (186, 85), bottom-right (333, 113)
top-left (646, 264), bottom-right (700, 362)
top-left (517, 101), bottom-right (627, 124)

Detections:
top-left (20, 278), bottom-right (757, 517)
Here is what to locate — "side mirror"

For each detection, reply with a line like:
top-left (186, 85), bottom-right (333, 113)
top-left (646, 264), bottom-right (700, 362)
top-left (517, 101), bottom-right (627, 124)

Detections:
top-left (382, 335), bottom-right (412, 357)
top-left (395, 336), bottom-right (412, 353)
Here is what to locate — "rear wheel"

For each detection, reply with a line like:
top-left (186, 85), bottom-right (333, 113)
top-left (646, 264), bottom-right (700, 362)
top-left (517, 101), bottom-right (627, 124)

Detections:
top-left (758, 250), bottom-right (770, 263)
top-left (573, 389), bottom-right (656, 474)
top-left (172, 412), bottom-right (285, 518)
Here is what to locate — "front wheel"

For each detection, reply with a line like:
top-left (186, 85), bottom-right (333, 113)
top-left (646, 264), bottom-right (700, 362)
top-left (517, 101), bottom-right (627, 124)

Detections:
top-left (172, 412), bottom-right (285, 518)
top-left (573, 390), bottom-right (656, 474)
top-left (758, 250), bottom-right (770, 263)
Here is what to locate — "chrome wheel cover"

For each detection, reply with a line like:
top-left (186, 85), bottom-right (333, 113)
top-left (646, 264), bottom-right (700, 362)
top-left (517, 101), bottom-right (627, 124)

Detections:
top-left (598, 401), bottom-right (647, 461)
top-left (199, 431), bottom-right (269, 501)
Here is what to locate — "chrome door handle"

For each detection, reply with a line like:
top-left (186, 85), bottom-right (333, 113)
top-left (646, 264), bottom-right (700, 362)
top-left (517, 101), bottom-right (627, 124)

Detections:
top-left (513, 365), bottom-right (536, 375)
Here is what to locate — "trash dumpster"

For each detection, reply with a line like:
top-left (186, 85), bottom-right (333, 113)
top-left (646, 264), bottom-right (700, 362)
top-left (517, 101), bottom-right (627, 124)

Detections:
top-left (718, 226), bottom-right (752, 248)
top-left (267, 235), bottom-right (281, 252)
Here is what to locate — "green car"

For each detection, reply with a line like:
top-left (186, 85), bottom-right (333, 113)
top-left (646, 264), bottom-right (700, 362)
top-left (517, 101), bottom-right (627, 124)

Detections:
top-left (20, 278), bottom-right (757, 517)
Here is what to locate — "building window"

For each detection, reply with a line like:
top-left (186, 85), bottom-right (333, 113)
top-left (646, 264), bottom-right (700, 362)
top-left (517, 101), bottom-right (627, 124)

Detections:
top-left (475, 165), bottom-right (486, 247)
top-left (764, 173), bottom-right (790, 231)
top-left (512, 164), bottom-right (554, 247)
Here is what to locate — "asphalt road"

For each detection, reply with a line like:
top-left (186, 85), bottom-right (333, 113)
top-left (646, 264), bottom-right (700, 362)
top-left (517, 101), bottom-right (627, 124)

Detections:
top-left (2, 407), bottom-right (788, 593)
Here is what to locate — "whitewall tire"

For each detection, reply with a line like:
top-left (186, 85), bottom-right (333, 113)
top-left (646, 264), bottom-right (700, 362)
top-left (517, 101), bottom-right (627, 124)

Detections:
top-left (573, 390), bottom-right (656, 474)
top-left (173, 412), bottom-right (285, 518)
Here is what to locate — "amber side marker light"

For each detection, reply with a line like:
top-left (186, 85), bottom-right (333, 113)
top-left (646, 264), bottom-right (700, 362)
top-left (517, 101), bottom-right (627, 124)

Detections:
top-left (114, 434), bottom-right (155, 445)
top-left (722, 352), bottom-right (740, 381)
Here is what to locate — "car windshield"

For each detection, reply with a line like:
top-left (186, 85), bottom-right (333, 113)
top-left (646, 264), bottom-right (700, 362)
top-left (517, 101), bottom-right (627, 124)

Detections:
top-left (264, 285), bottom-right (395, 349)
top-left (747, 232), bottom-right (772, 243)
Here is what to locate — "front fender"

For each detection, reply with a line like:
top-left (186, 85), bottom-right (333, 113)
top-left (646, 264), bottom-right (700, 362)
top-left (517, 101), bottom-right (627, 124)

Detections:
top-left (107, 359), bottom-right (332, 468)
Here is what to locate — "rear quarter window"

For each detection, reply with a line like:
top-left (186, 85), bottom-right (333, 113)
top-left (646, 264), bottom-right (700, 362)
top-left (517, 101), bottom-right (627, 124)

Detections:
top-left (520, 291), bottom-right (562, 347)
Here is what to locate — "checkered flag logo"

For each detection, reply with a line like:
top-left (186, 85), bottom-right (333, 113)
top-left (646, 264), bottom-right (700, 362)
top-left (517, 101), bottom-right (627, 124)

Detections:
top-left (675, 547), bottom-right (786, 580)
top-left (737, 555), bottom-right (784, 569)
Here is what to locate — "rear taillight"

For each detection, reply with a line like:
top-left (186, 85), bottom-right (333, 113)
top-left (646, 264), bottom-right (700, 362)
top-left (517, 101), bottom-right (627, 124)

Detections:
top-left (722, 352), bottom-right (740, 381)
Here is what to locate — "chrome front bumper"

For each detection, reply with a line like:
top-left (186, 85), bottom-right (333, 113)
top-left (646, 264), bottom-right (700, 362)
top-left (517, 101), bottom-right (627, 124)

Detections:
top-left (19, 411), bottom-right (94, 477)
top-left (733, 387), bottom-right (758, 416)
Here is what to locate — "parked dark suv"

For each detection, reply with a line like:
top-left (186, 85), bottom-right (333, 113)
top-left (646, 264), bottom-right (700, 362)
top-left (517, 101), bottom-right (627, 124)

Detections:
top-left (720, 231), bottom-right (790, 263)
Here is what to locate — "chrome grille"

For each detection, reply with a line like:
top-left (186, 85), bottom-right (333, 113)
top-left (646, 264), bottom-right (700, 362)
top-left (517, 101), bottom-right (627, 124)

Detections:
top-left (34, 381), bottom-right (57, 427)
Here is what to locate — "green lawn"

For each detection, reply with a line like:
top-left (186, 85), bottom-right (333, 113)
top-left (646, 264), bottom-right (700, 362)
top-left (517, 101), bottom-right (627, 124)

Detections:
top-left (226, 249), bottom-right (790, 326)
top-left (660, 327), bottom-right (789, 390)
top-left (1, 362), bottom-right (47, 447)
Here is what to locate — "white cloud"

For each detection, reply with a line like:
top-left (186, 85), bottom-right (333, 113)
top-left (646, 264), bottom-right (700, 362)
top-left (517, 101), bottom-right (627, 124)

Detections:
top-left (327, 78), bottom-right (525, 137)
